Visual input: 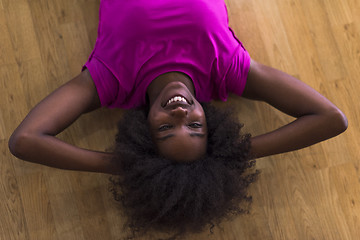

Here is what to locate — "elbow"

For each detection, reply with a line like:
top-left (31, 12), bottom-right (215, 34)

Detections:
top-left (326, 107), bottom-right (348, 136)
top-left (8, 131), bottom-right (30, 159)
top-left (8, 132), bottom-right (18, 157)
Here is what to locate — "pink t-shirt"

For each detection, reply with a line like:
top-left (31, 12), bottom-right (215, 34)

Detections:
top-left (83, 0), bottom-right (251, 109)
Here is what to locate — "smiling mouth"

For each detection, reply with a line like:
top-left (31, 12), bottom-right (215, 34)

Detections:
top-left (164, 95), bottom-right (190, 107)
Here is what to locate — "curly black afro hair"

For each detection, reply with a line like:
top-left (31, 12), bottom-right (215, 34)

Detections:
top-left (109, 103), bottom-right (259, 239)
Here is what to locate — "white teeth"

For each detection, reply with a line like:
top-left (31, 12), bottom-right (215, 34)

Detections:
top-left (167, 96), bottom-right (188, 105)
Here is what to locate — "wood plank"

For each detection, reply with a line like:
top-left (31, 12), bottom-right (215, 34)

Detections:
top-left (0, 142), bottom-right (30, 240)
top-left (251, 0), bottom-right (298, 74)
top-left (27, 0), bottom-right (71, 91)
top-left (225, 0), bottom-right (271, 65)
top-left (69, 173), bottom-right (112, 240)
top-left (0, 64), bottom-right (27, 137)
top-left (59, 21), bottom-right (92, 76)
top-left (276, 0), bottom-right (326, 90)
top-left (300, 0), bottom-right (347, 81)
top-left (1, 0), bottom-right (360, 239)
top-left (15, 172), bottom-right (57, 240)
top-left (329, 163), bottom-right (360, 239)
top-left (76, 0), bottom-right (100, 47)
top-left (0, 114), bottom-right (5, 141)
top-left (45, 171), bottom-right (85, 240)
top-left (0, 1), bottom-right (16, 66)
top-left (2, 0), bottom-right (40, 63)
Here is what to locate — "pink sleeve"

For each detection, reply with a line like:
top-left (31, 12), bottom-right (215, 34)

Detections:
top-left (83, 57), bottom-right (120, 107)
top-left (225, 45), bottom-right (251, 96)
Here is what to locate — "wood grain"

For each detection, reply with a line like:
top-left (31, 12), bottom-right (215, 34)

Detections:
top-left (1, 0), bottom-right (359, 239)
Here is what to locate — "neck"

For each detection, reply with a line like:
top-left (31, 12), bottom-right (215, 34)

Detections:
top-left (147, 72), bottom-right (195, 105)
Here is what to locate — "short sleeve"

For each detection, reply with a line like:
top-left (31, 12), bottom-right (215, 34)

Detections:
top-left (225, 44), bottom-right (251, 96)
top-left (82, 56), bottom-right (120, 107)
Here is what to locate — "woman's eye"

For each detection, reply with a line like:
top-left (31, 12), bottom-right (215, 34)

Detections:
top-left (158, 125), bottom-right (172, 131)
top-left (188, 123), bottom-right (202, 128)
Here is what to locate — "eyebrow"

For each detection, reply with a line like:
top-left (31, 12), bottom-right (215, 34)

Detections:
top-left (156, 133), bottom-right (206, 141)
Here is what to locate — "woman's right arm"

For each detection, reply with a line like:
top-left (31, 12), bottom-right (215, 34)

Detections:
top-left (8, 69), bottom-right (117, 174)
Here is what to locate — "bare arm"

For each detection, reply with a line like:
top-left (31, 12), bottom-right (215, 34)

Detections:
top-left (242, 60), bottom-right (348, 159)
top-left (8, 69), bottom-right (117, 174)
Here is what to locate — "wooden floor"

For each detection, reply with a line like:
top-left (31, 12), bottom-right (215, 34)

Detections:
top-left (1, 0), bottom-right (359, 239)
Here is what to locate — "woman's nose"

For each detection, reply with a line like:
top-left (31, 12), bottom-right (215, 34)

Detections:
top-left (171, 107), bottom-right (188, 117)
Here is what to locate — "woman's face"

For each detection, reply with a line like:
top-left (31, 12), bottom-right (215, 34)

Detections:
top-left (147, 81), bottom-right (207, 162)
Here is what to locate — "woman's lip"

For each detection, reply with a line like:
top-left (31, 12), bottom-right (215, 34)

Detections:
top-left (163, 94), bottom-right (191, 107)
top-left (164, 101), bottom-right (190, 110)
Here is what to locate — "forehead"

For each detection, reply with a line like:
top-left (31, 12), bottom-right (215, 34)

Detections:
top-left (155, 132), bottom-right (207, 162)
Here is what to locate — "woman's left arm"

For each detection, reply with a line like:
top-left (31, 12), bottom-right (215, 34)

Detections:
top-left (242, 60), bottom-right (348, 159)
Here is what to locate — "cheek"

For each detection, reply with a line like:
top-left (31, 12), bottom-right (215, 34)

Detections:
top-left (192, 107), bottom-right (207, 123)
top-left (147, 110), bottom-right (167, 130)
top-left (147, 106), bottom-right (160, 122)
top-left (147, 110), bottom-right (158, 133)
